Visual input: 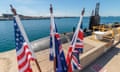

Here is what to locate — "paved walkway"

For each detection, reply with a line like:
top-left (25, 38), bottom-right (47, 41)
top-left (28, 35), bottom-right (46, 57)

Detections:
top-left (81, 43), bottom-right (120, 72)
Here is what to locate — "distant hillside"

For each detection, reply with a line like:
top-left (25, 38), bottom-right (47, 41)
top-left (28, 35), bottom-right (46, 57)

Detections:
top-left (0, 13), bottom-right (80, 21)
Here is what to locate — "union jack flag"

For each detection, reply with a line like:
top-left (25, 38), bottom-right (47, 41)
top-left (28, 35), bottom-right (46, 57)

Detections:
top-left (66, 8), bottom-right (85, 72)
top-left (14, 15), bottom-right (35, 72)
top-left (49, 4), bottom-right (67, 72)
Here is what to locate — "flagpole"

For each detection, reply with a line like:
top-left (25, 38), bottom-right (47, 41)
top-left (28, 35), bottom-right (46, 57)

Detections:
top-left (68, 8), bottom-right (85, 72)
top-left (10, 5), bottom-right (41, 72)
top-left (50, 4), bottom-right (56, 72)
top-left (72, 8), bottom-right (85, 50)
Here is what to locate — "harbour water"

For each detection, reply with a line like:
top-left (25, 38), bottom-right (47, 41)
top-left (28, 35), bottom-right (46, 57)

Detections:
top-left (0, 17), bottom-right (120, 52)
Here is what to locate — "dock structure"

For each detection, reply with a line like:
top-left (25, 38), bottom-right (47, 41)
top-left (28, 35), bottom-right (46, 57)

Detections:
top-left (0, 27), bottom-right (120, 72)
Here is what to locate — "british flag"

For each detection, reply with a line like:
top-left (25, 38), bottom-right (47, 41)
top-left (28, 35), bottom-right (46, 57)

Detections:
top-left (66, 8), bottom-right (85, 72)
top-left (49, 4), bottom-right (67, 72)
top-left (14, 15), bottom-right (35, 72)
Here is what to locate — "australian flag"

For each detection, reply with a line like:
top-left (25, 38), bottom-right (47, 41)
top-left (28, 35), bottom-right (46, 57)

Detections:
top-left (49, 4), bottom-right (67, 72)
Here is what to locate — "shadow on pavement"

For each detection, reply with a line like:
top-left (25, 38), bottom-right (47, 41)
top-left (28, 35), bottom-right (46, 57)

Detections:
top-left (81, 45), bottom-right (120, 72)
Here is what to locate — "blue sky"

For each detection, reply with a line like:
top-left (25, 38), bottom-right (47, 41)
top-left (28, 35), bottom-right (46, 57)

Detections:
top-left (0, 0), bottom-right (120, 16)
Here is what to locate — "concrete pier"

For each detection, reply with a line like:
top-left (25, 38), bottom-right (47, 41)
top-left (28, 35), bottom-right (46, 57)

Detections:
top-left (1, 28), bottom-right (120, 72)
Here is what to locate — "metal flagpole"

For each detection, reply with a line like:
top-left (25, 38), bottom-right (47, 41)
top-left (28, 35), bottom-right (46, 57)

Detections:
top-left (10, 5), bottom-right (41, 72)
top-left (50, 4), bottom-right (56, 72)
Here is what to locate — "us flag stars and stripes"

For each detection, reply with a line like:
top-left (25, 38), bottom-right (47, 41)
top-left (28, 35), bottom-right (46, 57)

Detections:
top-left (10, 5), bottom-right (41, 72)
top-left (14, 16), bottom-right (35, 72)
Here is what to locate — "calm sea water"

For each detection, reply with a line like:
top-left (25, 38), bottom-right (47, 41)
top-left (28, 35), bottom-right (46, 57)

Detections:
top-left (0, 17), bottom-right (120, 52)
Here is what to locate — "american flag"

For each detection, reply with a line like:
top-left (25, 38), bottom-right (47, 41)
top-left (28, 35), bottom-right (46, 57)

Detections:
top-left (66, 8), bottom-right (85, 72)
top-left (14, 15), bottom-right (35, 72)
top-left (49, 4), bottom-right (67, 72)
